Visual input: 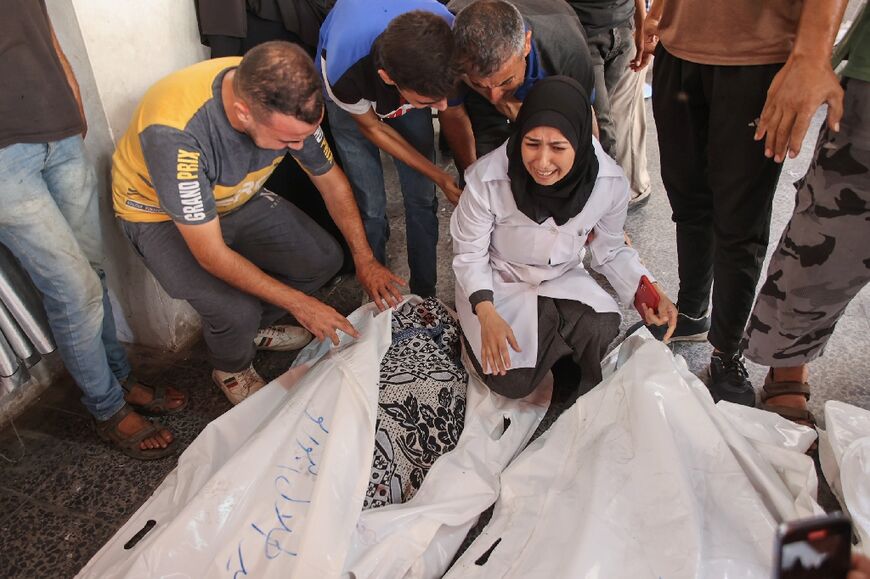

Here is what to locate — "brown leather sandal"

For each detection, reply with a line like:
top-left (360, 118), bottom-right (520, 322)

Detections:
top-left (122, 376), bottom-right (188, 416)
top-left (94, 404), bottom-right (178, 460)
top-left (760, 379), bottom-right (817, 429)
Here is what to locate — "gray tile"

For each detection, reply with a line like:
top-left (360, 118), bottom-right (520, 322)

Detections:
top-left (0, 498), bottom-right (114, 579)
top-left (0, 488), bottom-right (23, 524)
top-left (0, 427), bottom-right (98, 501)
top-left (28, 374), bottom-right (92, 421)
top-left (46, 446), bottom-right (176, 526)
top-left (0, 423), bottom-right (174, 527)
top-left (7, 398), bottom-right (95, 445)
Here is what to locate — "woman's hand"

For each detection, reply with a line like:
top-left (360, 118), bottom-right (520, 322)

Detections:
top-left (641, 283), bottom-right (678, 343)
top-left (475, 301), bottom-right (521, 375)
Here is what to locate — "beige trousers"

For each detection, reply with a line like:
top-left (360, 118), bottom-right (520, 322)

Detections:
top-left (610, 56), bottom-right (651, 199)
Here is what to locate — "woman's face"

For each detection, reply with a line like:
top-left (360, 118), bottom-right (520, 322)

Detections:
top-left (520, 126), bottom-right (576, 186)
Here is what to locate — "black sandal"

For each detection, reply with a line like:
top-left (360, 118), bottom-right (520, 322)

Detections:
top-left (122, 376), bottom-right (188, 416)
top-left (94, 404), bottom-right (178, 460)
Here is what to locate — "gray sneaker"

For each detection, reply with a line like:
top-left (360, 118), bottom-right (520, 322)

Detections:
top-left (627, 311), bottom-right (710, 342)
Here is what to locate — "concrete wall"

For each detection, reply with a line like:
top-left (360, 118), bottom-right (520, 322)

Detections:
top-left (46, 0), bottom-right (208, 350)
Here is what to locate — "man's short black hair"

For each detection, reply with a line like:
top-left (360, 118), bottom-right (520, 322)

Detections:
top-left (234, 41), bottom-right (323, 124)
top-left (376, 11), bottom-right (458, 99)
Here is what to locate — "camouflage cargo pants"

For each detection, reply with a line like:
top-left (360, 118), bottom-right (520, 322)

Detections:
top-left (743, 77), bottom-right (870, 367)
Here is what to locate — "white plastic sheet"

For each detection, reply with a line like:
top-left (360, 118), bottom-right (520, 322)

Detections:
top-left (78, 298), bottom-right (547, 579)
top-left (819, 401), bottom-right (870, 554)
top-left (447, 334), bottom-right (822, 579)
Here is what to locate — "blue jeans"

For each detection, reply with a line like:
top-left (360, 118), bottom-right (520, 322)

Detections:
top-left (0, 135), bottom-right (129, 420)
top-left (326, 102), bottom-right (439, 296)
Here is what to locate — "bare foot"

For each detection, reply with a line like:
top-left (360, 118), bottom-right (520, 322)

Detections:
top-left (115, 410), bottom-right (174, 450)
top-left (124, 381), bottom-right (186, 412)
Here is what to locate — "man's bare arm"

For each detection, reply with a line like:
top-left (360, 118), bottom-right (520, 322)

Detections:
top-left (175, 218), bottom-right (358, 344)
top-left (48, 18), bottom-right (86, 136)
top-left (632, 0), bottom-right (663, 71)
top-left (309, 166), bottom-right (407, 309)
top-left (309, 166), bottom-right (374, 263)
top-left (630, 0), bottom-right (650, 71)
top-left (437, 104), bottom-right (477, 180)
top-left (352, 109), bottom-right (462, 202)
top-left (755, 0), bottom-right (850, 162)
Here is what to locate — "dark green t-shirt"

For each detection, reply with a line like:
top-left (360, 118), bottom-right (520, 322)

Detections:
top-left (838, 3), bottom-right (870, 82)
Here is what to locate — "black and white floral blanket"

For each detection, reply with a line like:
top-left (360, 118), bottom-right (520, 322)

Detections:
top-left (363, 298), bottom-right (468, 510)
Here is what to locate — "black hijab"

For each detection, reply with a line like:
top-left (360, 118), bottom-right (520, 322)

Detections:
top-left (507, 76), bottom-right (599, 225)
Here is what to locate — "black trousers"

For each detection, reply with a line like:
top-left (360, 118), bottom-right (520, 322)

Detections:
top-left (651, 45), bottom-right (784, 354)
top-left (470, 298), bottom-right (620, 400)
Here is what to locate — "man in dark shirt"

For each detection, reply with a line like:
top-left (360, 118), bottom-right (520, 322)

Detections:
top-left (449, 0), bottom-right (595, 156)
top-left (0, 0), bottom-right (186, 459)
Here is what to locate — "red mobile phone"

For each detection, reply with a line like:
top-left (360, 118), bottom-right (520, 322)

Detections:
top-left (773, 513), bottom-right (852, 579)
top-left (633, 275), bottom-right (659, 319)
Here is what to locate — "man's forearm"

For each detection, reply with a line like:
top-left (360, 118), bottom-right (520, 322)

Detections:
top-left (792, 0), bottom-right (849, 62)
top-left (438, 106), bottom-right (476, 175)
top-left (634, 0), bottom-right (646, 25)
top-left (313, 170), bottom-right (375, 264)
top-left (647, 0), bottom-right (663, 25)
top-left (196, 241), bottom-right (307, 312)
top-left (357, 119), bottom-right (445, 184)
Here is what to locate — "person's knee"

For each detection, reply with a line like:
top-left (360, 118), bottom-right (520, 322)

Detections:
top-left (403, 189), bottom-right (437, 210)
top-left (483, 370), bottom-right (538, 400)
top-left (75, 268), bottom-right (104, 321)
top-left (322, 237), bottom-right (343, 280)
top-left (306, 236), bottom-right (342, 291)
top-left (603, 313), bottom-right (621, 343)
top-left (590, 313), bottom-right (621, 352)
top-left (714, 230), bottom-right (767, 265)
top-left (43, 264), bottom-right (104, 336)
top-left (358, 200), bottom-right (389, 221)
top-left (204, 292), bottom-right (262, 340)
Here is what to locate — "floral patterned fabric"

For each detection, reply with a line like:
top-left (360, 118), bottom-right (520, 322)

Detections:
top-left (364, 298), bottom-right (468, 510)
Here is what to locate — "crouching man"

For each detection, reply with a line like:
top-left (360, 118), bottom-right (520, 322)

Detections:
top-left (112, 42), bottom-right (405, 405)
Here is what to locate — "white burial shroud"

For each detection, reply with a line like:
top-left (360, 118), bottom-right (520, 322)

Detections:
top-left (77, 297), bottom-right (548, 578)
top-left (447, 334), bottom-right (823, 579)
top-left (80, 302), bottom-right (831, 578)
top-left (820, 400), bottom-right (870, 554)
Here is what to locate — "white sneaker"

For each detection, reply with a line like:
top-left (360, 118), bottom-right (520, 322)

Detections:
top-left (212, 365), bottom-right (266, 405)
top-left (253, 325), bottom-right (313, 352)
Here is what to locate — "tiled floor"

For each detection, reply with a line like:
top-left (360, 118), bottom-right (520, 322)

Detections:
top-left (0, 103), bottom-right (867, 577)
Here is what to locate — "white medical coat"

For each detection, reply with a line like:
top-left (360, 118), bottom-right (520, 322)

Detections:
top-left (451, 140), bottom-right (652, 369)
